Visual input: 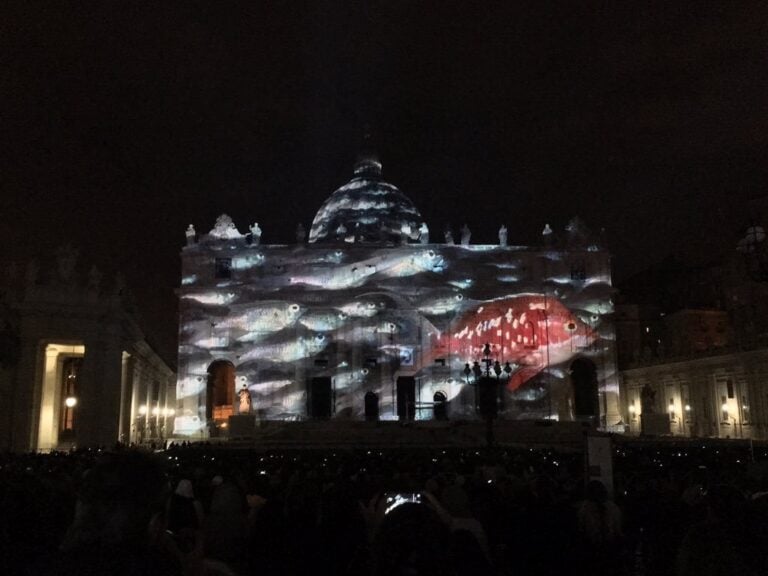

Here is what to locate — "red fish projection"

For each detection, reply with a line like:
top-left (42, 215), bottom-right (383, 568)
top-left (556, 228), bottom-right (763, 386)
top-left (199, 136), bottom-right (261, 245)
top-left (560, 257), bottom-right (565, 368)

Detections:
top-left (430, 294), bottom-right (596, 390)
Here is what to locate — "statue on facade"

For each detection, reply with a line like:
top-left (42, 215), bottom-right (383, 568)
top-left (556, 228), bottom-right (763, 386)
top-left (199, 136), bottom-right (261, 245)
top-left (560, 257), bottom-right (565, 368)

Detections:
top-left (460, 224), bottom-right (471, 246)
top-left (238, 385), bottom-right (252, 414)
top-left (640, 383), bottom-right (656, 414)
top-left (444, 228), bottom-right (454, 245)
top-left (542, 223), bottom-right (554, 246)
top-left (418, 222), bottom-right (429, 244)
top-left (249, 222), bottom-right (262, 246)
top-left (498, 225), bottom-right (508, 247)
top-left (336, 223), bottom-right (347, 240)
top-left (296, 223), bottom-right (306, 244)
top-left (185, 224), bottom-right (196, 246)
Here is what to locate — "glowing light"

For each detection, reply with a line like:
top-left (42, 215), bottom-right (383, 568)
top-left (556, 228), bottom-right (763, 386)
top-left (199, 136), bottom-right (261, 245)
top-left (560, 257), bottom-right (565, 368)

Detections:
top-left (151, 407), bottom-right (160, 416)
top-left (138, 405), bottom-right (148, 415)
top-left (64, 396), bottom-right (77, 408)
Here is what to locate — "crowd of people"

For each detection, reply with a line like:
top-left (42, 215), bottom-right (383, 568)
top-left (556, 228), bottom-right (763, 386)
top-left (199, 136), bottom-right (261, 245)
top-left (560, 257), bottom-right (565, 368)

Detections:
top-left (1, 438), bottom-right (768, 575)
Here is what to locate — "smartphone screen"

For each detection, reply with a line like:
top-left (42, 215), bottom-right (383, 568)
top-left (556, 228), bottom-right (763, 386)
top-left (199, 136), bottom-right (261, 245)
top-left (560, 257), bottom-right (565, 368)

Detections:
top-left (384, 492), bottom-right (422, 515)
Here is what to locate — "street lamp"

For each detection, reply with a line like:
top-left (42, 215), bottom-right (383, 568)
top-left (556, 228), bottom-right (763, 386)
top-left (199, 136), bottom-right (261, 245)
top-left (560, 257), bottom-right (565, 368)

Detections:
top-left (64, 396), bottom-right (77, 408)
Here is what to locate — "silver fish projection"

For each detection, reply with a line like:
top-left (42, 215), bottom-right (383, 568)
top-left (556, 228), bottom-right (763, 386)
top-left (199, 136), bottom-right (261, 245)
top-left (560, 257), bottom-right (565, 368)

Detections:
top-left (333, 368), bottom-right (370, 390)
top-left (247, 379), bottom-right (294, 395)
top-left (218, 302), bottom-right (304, 333)
top-left (298, 309), bottom-right (349, 331)
top-left (239, 334), bottom-right (328, 363)
top-left (417, 292), bottom-right (465, 315)
top-left (181, 291), bottom-right (238, 306)
top-left (289, 249), bottom-right (445, 289)
top-left (177, 374), bottom-right (207, 399)
top-left (339, 301), bottom-right (381, 318)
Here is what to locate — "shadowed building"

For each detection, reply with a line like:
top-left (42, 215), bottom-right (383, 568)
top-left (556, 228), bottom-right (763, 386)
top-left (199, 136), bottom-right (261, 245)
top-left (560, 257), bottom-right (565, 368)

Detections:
top-left (0, 247), bottom-right (175, 451)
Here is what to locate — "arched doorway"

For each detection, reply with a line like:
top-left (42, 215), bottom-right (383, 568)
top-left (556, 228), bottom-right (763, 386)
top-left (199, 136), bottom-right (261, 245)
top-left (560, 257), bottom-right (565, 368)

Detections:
top-left (570, 358), bottom-right (599, 422)
top-left (207, 360), bottom-right (235, 435)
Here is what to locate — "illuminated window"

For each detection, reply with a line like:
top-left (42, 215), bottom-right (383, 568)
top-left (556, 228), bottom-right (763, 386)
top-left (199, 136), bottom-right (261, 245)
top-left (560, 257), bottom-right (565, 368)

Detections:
top-left (59, 357), bottom-right (82, 436)
top-left (742, 395), bottom-right (750, 423)
top-left (214, 258), bottom-right (232, 279)
top-left (721, 395), bottom-right (729, 422)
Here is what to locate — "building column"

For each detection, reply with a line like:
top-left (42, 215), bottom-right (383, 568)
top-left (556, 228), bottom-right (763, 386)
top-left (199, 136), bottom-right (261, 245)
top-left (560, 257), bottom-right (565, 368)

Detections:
top-left (36, 346), bottom-right (61, 451)
top-left (12, 339), bottom-right (43, 452)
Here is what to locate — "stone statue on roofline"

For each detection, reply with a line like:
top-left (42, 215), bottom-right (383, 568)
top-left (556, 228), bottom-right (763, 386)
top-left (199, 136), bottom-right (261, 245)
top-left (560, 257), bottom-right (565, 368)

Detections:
top-left (542, 223), bottom-right (554, 247)
top-left (418, 222), bottom-right (429, 244)
top-left (498, 225), bottom-right (508, 247)
top-left (460, 224), bottom-right (471, 246)
top-left (296, 223), bottom-right (306, 244)
top-left (444, 228), bottom-right (454, 245)
top-left (249, 222), bottom-right (262, 245)
top-left (185, 224), bottom-right (196, 246)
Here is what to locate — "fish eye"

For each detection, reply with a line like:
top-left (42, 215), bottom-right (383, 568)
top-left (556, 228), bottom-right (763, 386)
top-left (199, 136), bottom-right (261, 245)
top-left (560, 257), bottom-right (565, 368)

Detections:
top-left (427, 250), bottom-right (435, 258)
top-left (290, 304), bottom-right (300, 312)
top-left (362, 368), bottom-right (369, 375)
top-left (456, 294), bottom-right (463, 300)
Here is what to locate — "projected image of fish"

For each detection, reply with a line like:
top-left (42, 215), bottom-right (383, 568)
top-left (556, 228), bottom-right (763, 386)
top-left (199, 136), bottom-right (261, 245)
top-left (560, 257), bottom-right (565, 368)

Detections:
top-left (423, 294), bottom-right (596, 390)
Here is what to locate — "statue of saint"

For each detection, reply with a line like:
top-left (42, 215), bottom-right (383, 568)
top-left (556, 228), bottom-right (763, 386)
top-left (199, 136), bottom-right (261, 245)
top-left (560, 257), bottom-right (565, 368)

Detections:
top-left (444, 229), bottom-right (454, 245)
top-left (249, 223), bottom-right (262, 246)
top-left (238, 385), bottom-right (252, 414)
top-left (640, 383), bottom-right (656, 414)
top-left (542, 223), bottom-right (554, 246)
top-left (498, 225), bottom-right (508, 247)
top-left (460, 224), bottom-right (471, 246)
top-left (296, 223), bottom-right (306, 244)
top-left (418, 222), bottom-right (429, 244)
top-left (185, 224), bottom-right (196, 246)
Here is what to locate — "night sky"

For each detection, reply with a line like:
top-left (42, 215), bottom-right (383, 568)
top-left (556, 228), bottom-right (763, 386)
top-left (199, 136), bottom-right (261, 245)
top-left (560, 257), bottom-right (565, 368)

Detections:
top-left (2, 2), bottom-right (767, 364)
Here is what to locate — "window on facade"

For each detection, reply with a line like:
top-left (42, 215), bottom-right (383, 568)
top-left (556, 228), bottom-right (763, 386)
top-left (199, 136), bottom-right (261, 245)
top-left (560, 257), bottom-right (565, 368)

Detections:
top-left (742, 394), bottom-right (750, 423)
top-left (215, 258), bottom-right (232, 279)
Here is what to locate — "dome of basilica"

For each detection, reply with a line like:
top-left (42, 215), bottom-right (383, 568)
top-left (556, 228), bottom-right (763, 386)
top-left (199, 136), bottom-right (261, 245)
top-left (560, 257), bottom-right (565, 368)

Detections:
top-left (309, 153), bottom-right (422, 244)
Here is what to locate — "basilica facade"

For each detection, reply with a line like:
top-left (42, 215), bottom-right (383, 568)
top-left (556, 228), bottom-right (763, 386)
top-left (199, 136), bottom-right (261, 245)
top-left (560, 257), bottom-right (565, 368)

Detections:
top-left (175, 153), bottom-right (620, 437)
